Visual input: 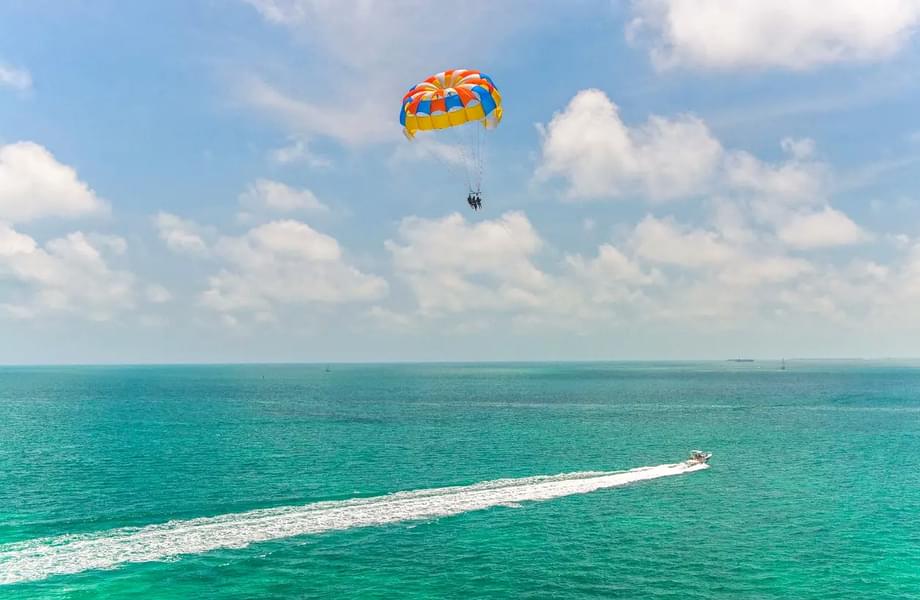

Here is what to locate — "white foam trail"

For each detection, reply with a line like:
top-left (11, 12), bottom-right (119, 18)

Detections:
top-left (0, 461), bottom-right (708, 585)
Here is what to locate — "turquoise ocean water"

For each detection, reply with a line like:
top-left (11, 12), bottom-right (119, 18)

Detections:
top-left (1, 362), bottom-right (919, 598)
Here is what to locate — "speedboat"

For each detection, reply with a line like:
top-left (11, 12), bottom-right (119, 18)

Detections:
top-left (687, 450), bottom-right (712, 465)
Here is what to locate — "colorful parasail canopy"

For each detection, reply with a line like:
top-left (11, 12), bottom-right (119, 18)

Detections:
top-left (400, 69), bottom-right (502, 139)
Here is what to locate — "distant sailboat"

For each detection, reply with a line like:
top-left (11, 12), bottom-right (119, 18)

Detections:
top-left (781, 358), bottom-right (786, 371)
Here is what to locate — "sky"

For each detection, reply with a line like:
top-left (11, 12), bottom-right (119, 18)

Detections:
top-left (2, 0), bottom-right (920, 363)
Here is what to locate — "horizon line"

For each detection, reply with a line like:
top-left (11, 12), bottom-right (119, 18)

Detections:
top-left (2, 357), bottom-right (920, 368)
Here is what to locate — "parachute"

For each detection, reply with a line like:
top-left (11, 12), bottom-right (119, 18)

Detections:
top-left (400, 69), bottom-right (502, 206)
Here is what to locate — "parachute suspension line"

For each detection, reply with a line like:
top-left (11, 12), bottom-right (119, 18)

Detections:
top-left (476, 119), bottom-right (485, 195)
top-left (447, 124), bottom-right (474, 193)
top-left (462, 125), bottom-right (475, 194)
top-left (466, 120), bottom-right (482, 194)
top-left (470, 119), bottom-right (480, 194)
top-left (465, 121), bottom-right (478, 194)
top-left (462, 119), bottom-right (481, 195)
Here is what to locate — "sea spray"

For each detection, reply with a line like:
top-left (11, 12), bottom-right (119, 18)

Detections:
top-left (0, 461), bottom-right (708, 585)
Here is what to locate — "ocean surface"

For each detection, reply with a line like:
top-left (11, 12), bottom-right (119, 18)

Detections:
top-left (1, 361), bottom-right (919, 598)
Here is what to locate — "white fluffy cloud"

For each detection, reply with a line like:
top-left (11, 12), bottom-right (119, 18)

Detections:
top-left (627, 215), bottom-right (813, 286)
top-left (381, 209), bottom-right (807, 332)
top-left (0, 224), bottom-right (134, 320)
top-left (0, 142), bottom-right (107, 223)
top-left (777, 207), bottom-right (869, 249)
top-left (154, 212), bottom-right (210, 256)
top-left (386, 211), bottom-right (549, 314)
top-left (631, 215), bottom-right (736, 267)
top-left (201, 219), bottom-right (387, 317)
top-left (628, 0), bottom-right (920, 70)
top-left (722, 148), bottom-right (826, 205)
top-left (563, 244), bottom-right (660, 313)
top-left (0, 224), bottom-right (35, 256)
top-left (595, 218), bottom-right (815, 323)
top-left (535, 91), bottom-right (871, 254)
top-left (238, 179), bottom-right (328, 213)
top-left (382, 211), bottom-right (652, 330)
top-left (536, 90), bottom-right (831, 207)
top-left (536, 89), bottom-right (722, 201)
top-left (719, 255), bottom-right (813, 287)
top-left (0, 142), bottom-right (147, 321)
top-left (0, 63), bottom-right (31, 91)
top-left (378, 208), bottom-right (834, 332)
top-left (566, 244), bottom-right (658, 285)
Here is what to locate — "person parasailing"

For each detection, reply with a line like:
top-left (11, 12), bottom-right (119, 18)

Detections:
top-left (399, 69), bottom-right (502, 211)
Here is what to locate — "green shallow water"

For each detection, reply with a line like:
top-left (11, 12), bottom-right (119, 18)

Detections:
top-left (1, 362), bottom-right (919, 598)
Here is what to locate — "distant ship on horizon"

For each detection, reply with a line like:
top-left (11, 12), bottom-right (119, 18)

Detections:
top-left (727, 358), bottom-right (755, 362)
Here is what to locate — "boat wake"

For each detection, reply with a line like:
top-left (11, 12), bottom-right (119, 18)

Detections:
top-left (0, 461), bottom-right (708, 585)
